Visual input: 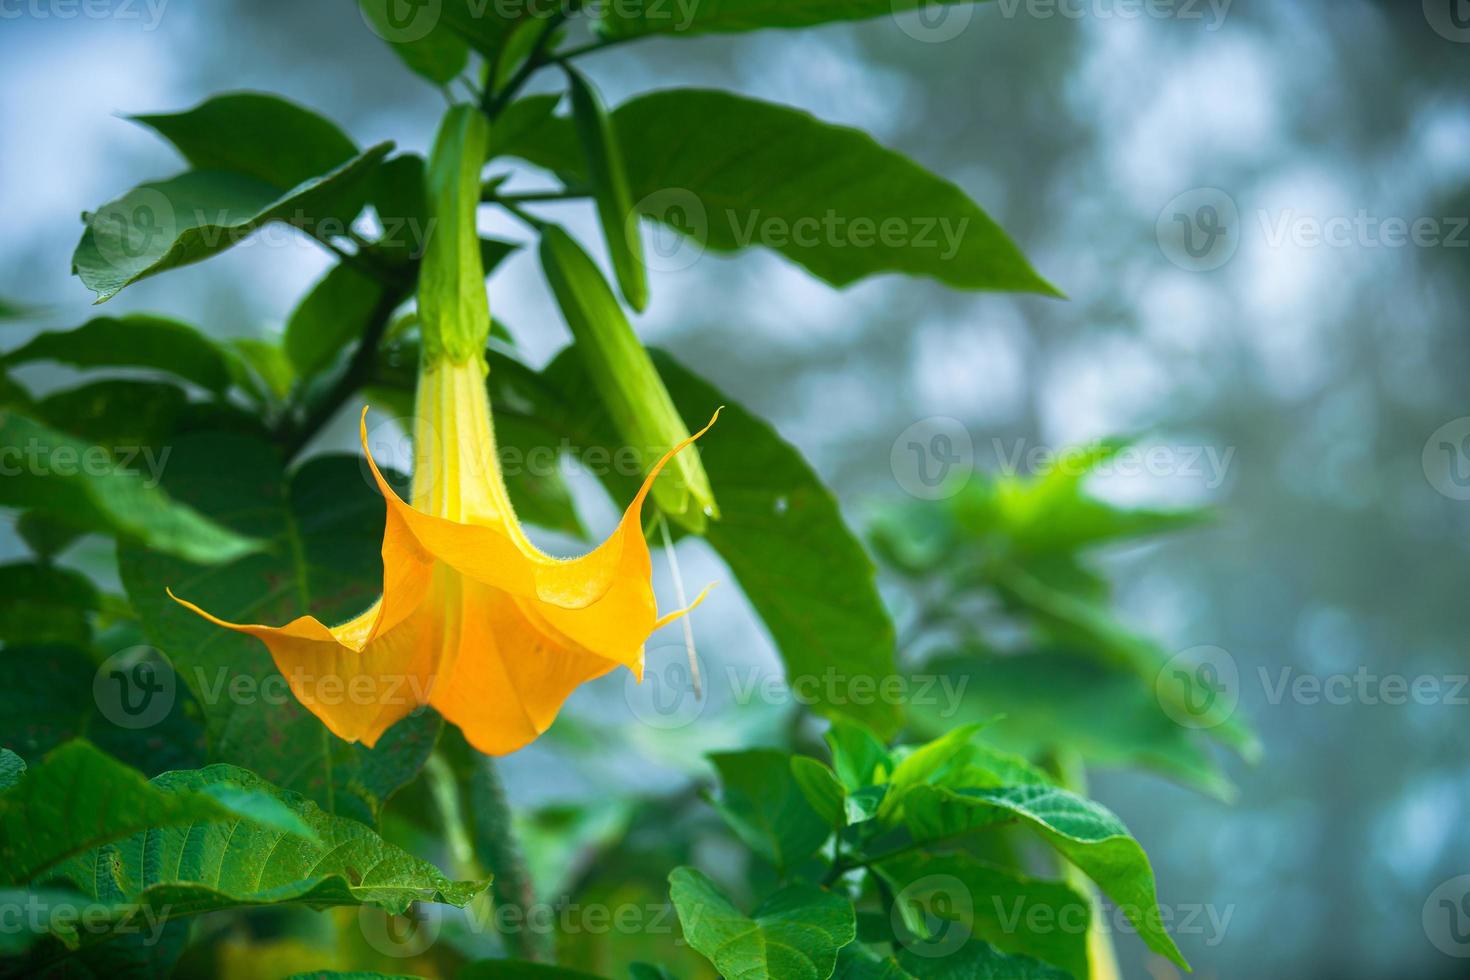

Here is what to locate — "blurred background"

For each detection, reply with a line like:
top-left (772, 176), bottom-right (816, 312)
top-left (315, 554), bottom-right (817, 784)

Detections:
top-left (3, 1), bottom-right (1469, 976)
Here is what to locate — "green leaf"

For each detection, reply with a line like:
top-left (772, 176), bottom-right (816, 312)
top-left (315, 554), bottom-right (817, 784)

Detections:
top-left (877, 853), bottom-right (1089, 980)
top-left (286, 263), bottom-right (388, 379)
top-left (834, 944), bottom-right (915, 980)
top-left (911, 652), bottom-right (1235, 801)
top-left (10, 752), bottom-right (485, 968)
top-left (566, 66), bottom-right (648, 311)
top-left (0, 740), bottom-right (313, 885)
top-left (117, 434), bottom-right (441, 821)
top-left (507, 90), bottom-right (1056, 295)
top-left (896, 939), bottom-right (1072, 979)
top-left (132, 92), bottom-right (359, 190)
top-left (73, 144), bottom-right (391, 302)
top-left (232, 336), bottom-right (297, 401)
top-left (358, 0), bottom-right (470, 84)
top-left (0, 563), bottom-right (98, 646)
top-left (540, 226), bottom-right (714, 530)
top-left (0, 409), bottom-right (260, 564)
top-left (596, 0), bottom-right (992, 37)
top-left (900, 784), bottom-right (1187, 969)
top-left (0, 749), bottom-right (23, 791)
top-left (707, 750), bottom-right (830, 872)
top-left (669, 867), bottom-right (855, 980)
top-left (791, 756), bottom-right (847, 828)
top-left (826, 718), bottom-right (894, 791)
top-left (0, 314), bottom-right (236, 393)
top-left (486, 94), bottom-right (562, 161)
top-left (13, 510), bottom-right (85, 561)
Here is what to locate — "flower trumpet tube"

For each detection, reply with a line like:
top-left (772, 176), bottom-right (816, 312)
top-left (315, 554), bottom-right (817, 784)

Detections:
top-left (168, 105), bottom-right (716, 755)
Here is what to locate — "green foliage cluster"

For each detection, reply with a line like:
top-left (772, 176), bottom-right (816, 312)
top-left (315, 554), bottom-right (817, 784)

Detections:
top-left (0, 2), bottom-right (1249, 977)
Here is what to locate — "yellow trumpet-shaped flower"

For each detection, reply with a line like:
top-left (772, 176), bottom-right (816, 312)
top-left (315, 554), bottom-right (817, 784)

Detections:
top-left (170, 357), bottom-right (717, 755)
top-left (167, 104), bottom-right (715, 756)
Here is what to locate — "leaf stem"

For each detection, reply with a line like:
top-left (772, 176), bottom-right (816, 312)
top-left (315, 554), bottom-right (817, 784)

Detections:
top-left (469, 752), bottom-right (554, 963)
top-left (479, 11), bottom-right (570, 121)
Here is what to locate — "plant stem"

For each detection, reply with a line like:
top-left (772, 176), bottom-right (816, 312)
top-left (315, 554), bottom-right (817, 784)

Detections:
top-left (281, 281), bottom-right (407, 459)
top-left (1052, 750), bottom-right (1122, 980)
top-left (469, 753), bottom-right (554, 963)
top-left (479, 11), bottom-right (570, 121)
top-left (486, 187), bottom-right (592, 204)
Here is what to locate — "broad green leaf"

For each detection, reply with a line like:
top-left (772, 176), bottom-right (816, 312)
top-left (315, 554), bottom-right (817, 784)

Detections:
top-left (0, 314), bottom-right (235, 392)
top-left (826, 718), bottom-right (894, 791)
top-left (707, 750), bottom-right (830, 871)
top-left (877, 853), bottom-right (1089, 980)
top-left (506, 90), bottom-right (1057, 296)
top-left (878, 724), bottom-right (1050, 823)
top-left (0, 409), bottom-right (260, 564)
top-left (0, 641), bottom-right (208, 777)
top-left (566, 66), bottom-right (648, 311)
top-left (13, 510), bottom-right (85, 561)
top-left (791, 756), bottom-right (847, 828)
top-left (286, 263), bottom-right (388, 378)
top-left (0, 563), bottom-right (98, 646)
top-left (132, 92), bottom-right (358, 189)
top-left (628, 963), bottom-right (678, 980)
top-left (669, 866), bottom-right (855, 980)
top-left (14, 757), bottom-right (484, 969)
top-left (900, 784), bottom-right (1186, 969)
top-left (896, 939), bottom-right (1072, 979)
top-left (289, 973), bottom-right (427, 980)
top-left (358, 0), bottom-right (470, 84)
top-left (531, 347), bottom-right (902, 737)
top-left (118, 434), bottom-right (440, 821)
top-left (73, 145), bottom-right (391, 302)
top-left (232, 336), bottom-right (297, 401)
top-left (437, 0), bottom-right (526, 58)
top-left (911, 653), bottom-right (1235, 801)
top-left (0, 750), bottom-right (22, 791)
top-left (834, 945), bottom-right (915, 980)
top-left (486, 94), bottom-right (562, 162)
top-left (596, 0), bottom-right (992, 37)
top-left (0, 740), bottom-right (312, 884)
top-left (540, 226), bottom-right (714, 530)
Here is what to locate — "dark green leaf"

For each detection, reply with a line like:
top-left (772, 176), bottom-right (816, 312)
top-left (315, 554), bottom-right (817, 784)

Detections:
top-left (117, 434), bottom-right (440, 821)
top-left (834, 944), bottom-right (915, 980)
top-left (707, 749), bottom-right (830, 871)
top-left (896, 939), bottom-right (1072, 979)
top-left (0, 563), bottom-right (98, 647)
top-left (286, 263), bottom-right (387, 379)
top-left (507, 90), bottom-right (1056, 295)
top-left (669, 866), bottom-right (855, 980)
top-left (73, 144), bottom-right (391, 302)
top-left (458, 961), bottom-right (607, 979)
top-left (877, 853), bottom-right (1089, 980)
top-left (0, 314), bottom-right (236, 392)
top-left (0, 410), bottom-right (260, 564)
top-left (899, 784), bottom-right (1186, 969)
top-left (359, 0), bottom-right (470, 84)
top-left (791, 756), bottom-right (847, 828)
top-left (132, 92), bottom-right (358, 189)
top-left (596, 0), bottom-right (992, 37)
top-left (826, 718), bottom-right (894, 791)
top-left (0, 740), bottom-right (312, 885)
